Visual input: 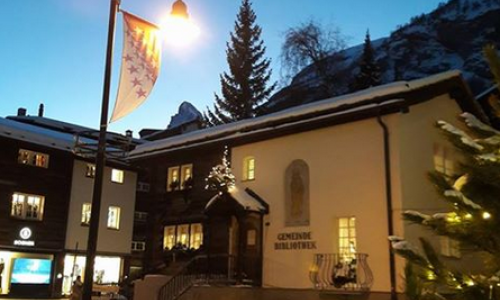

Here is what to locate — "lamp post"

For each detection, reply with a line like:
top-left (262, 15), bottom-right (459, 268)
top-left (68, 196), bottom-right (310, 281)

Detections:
top-left (81, 1), bottom-right (192, 299)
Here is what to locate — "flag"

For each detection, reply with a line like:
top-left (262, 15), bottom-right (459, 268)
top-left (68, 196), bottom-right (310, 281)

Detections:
top-left (110, 11), bottom-right (161, 123)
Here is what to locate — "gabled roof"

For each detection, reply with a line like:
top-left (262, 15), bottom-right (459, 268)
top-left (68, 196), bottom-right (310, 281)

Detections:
top-left (129, 71), bottom-right (484, 160)
top-left (206, 186), bottom-right (269, 214)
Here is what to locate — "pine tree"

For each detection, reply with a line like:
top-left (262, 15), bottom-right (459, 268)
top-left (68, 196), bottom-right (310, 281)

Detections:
top-left (351, 30), bottom-right (381, 92)
top-left (205, 0), bottom-right (276, 126)
top-left (391, 46), bottom-right (500, 300)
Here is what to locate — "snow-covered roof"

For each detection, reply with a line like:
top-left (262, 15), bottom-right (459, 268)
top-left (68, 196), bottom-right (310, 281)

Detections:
top-left (206, 185), bottom-right (267, 213)
top-left (0, 117), bottom-right (81, 151)
top-left (130, 71), bottom-right (465, 159)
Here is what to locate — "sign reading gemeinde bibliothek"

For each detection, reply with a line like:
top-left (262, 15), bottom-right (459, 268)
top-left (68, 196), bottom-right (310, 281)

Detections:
top-left (274, 231), bottom-right (317, 250)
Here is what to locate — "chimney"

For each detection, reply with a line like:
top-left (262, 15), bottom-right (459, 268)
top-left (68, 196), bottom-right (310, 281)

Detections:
top-left (17, 108), bottom-right (27, 116)
top-left (38, 104), bottom-right (44, 117)
top-left (125, 130), bottom-right (133, 138)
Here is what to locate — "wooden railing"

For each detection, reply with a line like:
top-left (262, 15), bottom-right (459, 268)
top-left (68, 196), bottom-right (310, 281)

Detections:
top-left (309, 253), bottom-right (373, 293)
top-left (157, 254), bottom-right (236, 300)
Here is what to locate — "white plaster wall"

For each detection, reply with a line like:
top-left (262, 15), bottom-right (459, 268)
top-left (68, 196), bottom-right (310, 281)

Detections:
top-left (65, 160), bottom-right (137, 254)
top-left (232, 116), bottom-right (400, 292)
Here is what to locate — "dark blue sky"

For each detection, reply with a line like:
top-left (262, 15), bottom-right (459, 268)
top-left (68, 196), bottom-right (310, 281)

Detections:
top-left (0, 0), bottom-right (444, 135)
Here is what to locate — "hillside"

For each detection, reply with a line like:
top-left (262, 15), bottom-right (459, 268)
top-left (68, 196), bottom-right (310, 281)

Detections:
top-left (264, 0), bottom-right (500, 113)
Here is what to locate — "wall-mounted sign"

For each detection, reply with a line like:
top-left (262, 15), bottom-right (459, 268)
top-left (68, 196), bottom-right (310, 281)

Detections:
top-left (13, 227), bottom-right (35, 247)
top-left (274, 231), bottom-right (316, 250)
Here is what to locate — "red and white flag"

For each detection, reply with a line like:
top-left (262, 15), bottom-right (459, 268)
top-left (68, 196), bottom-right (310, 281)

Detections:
top-left (110, 11), bottom-right (161, 123)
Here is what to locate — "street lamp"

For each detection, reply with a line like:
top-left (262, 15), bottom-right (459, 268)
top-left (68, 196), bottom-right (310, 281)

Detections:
top-left (81, 1), bottom-right (193, 300)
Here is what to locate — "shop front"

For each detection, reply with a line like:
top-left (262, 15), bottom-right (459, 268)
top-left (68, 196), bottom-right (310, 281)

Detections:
top-left (61, 254), bottom-right (123, 295)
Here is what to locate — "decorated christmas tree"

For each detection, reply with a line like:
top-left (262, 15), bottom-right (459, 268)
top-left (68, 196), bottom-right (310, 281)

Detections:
top-left (391, 46), bottom-right (500, 300)
top-left (205, 146), bottom-right (235, 194)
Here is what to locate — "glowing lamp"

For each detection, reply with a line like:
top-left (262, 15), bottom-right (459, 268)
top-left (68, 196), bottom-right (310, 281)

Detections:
top-left (171, 0), bottom-right (189, 19)
top-left (482, 212), bottom-right (492, 220)
top-left (161, 0), bottom-right (200, 47)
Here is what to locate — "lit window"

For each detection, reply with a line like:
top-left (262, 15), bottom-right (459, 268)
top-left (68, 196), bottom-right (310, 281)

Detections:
top-left (176, 224), bottom-right (189, 248)
top-left (243, 156), bottom-right (255, 181)
top-left (189, 223), bottom-right (203, 250)
top-left (81, 203), bottom-right (92, 225)
top-left (11, 192), bottom-right (44, 221)
top-left (181, 164), bottom-right (193, 190)
top-left (440, 236), bottom-right (461, 258)
top-left (164, 226), bottom-right (176, 250)
top-left (107, 206), bottom-right (121, 230)
top-left (86, 164), bottom-right (96, 178)
top-left (18, 149), bottom-right (49, 168)
top-left (339, 217), bottom-right (356, 259)
top-left (111, 169), bottom-right (124, 184)
top-left (131, 241), bottom-right (146, 251)
top-left (434, 144), bottom-right (454, 176)
top-left (167, 167), bottom-right (180, 191)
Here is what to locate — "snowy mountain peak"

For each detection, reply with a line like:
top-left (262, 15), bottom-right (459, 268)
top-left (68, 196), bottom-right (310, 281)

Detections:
top-left (167, 101), bottom-right (203, 129)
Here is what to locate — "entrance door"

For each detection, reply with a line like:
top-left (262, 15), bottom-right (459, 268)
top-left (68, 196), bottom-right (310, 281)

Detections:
top-left (228, 216), bottom-right (239, 280)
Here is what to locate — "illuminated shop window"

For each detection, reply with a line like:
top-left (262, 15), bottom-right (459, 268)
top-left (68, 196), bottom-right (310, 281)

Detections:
top-left (107, 206), bottom-right (121, 230)
top-left (434, 144), bottom-right (454, 176)
top-left (243, 156), bottom-right (255, 181)
top-left (86, 164), bottom-right (96, 178)
top-left (11, 192), bottom-right (44, 221)
top-left (167, 167), bottom-right (180, 191)
top-left (17, 149), bottom-right (49, 168)
top-left (176, 224), bottom-right (190, 247)
top-left (81, 203), bottom-right (91, 225)
top-left (339, 217), bottom-right (356, 259)
top-left (180, 164), bottom-right (193, 190)
top-left (111, 169), bottom-right (124, 184)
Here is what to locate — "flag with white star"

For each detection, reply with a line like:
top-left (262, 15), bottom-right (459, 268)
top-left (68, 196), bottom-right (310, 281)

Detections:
top-left (110, 11), bottom-right (161, 123)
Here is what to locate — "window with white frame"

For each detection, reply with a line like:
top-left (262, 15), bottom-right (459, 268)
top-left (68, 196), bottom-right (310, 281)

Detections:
top-left (338, 217), bottom-right (356, 259)
top-left (434, 144), bottom-right (454, 176)
top-left (18, 149), bottom-right (49, 168)
top-left (11, 192), bottom-right (45, 220)
top-left (81, 203), bottom-right (92, 225)
top-left (111, 169), bottom-right (124, 184)
top-left (167, 166), bottom-right (180, 191)
top-left (107, 206), bottom-right (121, 230)
top-left (243, 156), bottom-right (255, 181)
top-left (440, 236), bottom-right (461, 258)
top-left (131, 241), bottom-right (146, 251)
top-left (180, 164), bottom-right (193, 190)
top-left (86, 164), bottom-right (96, 178)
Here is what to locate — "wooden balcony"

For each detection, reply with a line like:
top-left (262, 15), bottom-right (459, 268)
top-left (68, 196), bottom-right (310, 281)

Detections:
top-left (309, 253), bottom-right (373, 293)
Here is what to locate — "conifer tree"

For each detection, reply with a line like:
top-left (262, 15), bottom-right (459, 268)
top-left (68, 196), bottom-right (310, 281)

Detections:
top-left (391, 45), bottom-right (500, 300)
top-left (351, 30), bottom-right (381, 92)
top-left (205, 0), bottom-right (276, 126)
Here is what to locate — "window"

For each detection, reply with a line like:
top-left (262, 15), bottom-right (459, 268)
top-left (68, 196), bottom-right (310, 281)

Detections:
top-left (134, 211), bottom-right (148, 222)
top-left (81, 203), bottom-right (92, 225)
top-left (243, 156), bottom-right (255, 181)
top-left (180, 164), bottom-right (193, 190)
top-left (164, 226), bottom-right (176, 250)
top-left (339, 217), bottom-right (356, 259)
top-left (440, 236), bottom-right (461, 258)
top-left (167, 167), bottom-right (180, 191)
top-left (163, 223), bottom-right (203, 250)
top-left (131, 241), bottom-right (146, 251)
top-left (86, 164), bottom-right (96, 178)
top-left (137, 182), bottom-right (150, 192)
top-left (11, 192), bottom-right (44, 220)
top-left (190, 223), bottom-right (203, 249)
top-left (107, 206), bottom-right (121, 230)
top-left (18, 149), bottom-right (49, 168)
top-left (434, 144), bottom-right (454, 176)
top-left (111, 169), bottom-right (124, 184)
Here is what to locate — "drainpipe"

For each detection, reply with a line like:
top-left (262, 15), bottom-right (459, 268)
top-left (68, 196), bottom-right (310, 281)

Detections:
top-left (376, 112), bottom-right (397, 300)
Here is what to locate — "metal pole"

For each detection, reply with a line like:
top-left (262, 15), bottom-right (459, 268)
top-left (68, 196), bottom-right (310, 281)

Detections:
top-left (82, 0), bottom-right (119, 299)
